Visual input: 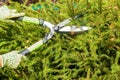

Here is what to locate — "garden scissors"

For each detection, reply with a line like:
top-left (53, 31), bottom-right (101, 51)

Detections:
top-left (14, 12), bottom-right (92, 55)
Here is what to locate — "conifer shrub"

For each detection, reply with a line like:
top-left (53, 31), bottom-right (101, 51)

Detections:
top-left (0, 0), bottom-right (120, 80)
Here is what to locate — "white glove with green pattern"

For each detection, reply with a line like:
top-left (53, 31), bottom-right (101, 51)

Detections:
top-left (0, 5), bottom-right (25, 20)
top-left (1, 51), bottom-right (26, 68)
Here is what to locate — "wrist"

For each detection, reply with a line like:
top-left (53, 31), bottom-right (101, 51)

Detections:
top-left (0, 55), bottom-right (3, 67)
top-left (0, 2), bottom-right (3, 6)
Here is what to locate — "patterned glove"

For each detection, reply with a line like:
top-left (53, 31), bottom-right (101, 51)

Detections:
top-left (1, 51), bottom-right (26, 68)
top-left (0, 5), bottom-right (25, 20)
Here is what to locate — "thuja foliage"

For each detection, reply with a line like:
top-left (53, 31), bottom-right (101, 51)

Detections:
top-left (0, 0), bottom-right (120, 80)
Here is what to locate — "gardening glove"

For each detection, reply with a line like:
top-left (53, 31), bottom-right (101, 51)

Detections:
top-left (1, 51), bottom-right (26, 68)
top-left (0, 5), bottom-right (25, 20)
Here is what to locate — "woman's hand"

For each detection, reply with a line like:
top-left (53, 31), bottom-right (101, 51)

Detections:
top-left (1, 51), bottom-right (26, 68)
top-left (0, 5), bottom-right (25, 20)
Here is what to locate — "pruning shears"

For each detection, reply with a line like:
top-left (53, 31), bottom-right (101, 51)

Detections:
top-left (14, 12), bottom-right (92, 55)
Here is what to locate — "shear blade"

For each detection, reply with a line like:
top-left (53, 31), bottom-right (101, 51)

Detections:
top-left (43, 21), bottom-right (54, 28)
top-left (58, 26), bottom-right (92, 33)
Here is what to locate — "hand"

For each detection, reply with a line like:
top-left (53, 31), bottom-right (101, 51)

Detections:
top-left (1, 51), bottom-right (26, 68)
top-left (0, 5), bottom-right (25, 20)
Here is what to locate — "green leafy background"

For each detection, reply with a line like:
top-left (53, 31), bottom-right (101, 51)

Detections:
top-left (0, 0), bottom-right (120, 80)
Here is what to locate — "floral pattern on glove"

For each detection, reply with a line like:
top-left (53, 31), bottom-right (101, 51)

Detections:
top-left (1, 51), bottom-right (25, 68)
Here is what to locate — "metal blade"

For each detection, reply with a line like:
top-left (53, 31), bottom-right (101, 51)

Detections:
top-left (57, 26), bottom-right (92, 33)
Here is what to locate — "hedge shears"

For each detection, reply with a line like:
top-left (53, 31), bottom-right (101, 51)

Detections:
top-left (14, 12), bottom-right (92, 55)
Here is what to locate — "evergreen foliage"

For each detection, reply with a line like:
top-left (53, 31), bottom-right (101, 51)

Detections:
top-left (0, 0), bottom-right (120, 80)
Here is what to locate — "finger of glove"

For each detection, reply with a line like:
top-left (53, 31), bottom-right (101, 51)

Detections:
top-left (4, 51), bottom-right (19, 55)
top-left (0, 5), bottom-right (9, 11)
top-left (9, 9), bottom-right (16, 13)
top-left (8, 51), bottom-right (26, 59)
top-left (9, 12), bottom-right (25, 18)
top-left (10, 51), bottom-right (26, 59)
top-left (2, 51), bottom-right (19, 58)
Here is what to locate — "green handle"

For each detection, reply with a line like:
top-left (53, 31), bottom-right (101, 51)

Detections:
top-left (17, 16), bottom-right (44, 25)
